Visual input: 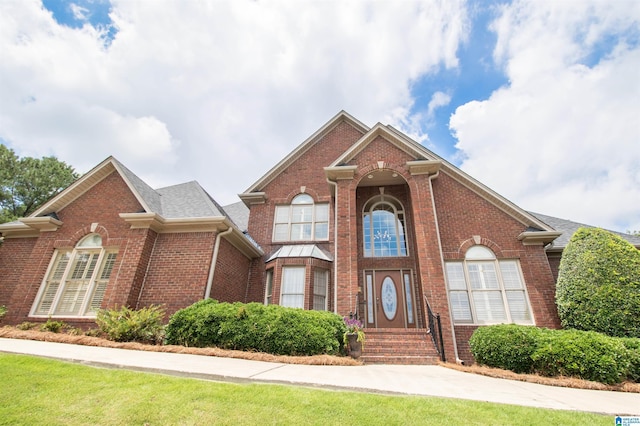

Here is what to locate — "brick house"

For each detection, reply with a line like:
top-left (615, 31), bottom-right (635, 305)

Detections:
top-left (0, 157), bottom-right (263, 330)
top-left (2, 111), bottom-right (639, 364)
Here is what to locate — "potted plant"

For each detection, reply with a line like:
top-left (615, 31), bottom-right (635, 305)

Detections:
top-left (343, 316), bottom-right (365, 359)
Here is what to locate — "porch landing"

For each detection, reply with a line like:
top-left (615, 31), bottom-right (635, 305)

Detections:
top-left (360, 328), bottom-right (441, 365)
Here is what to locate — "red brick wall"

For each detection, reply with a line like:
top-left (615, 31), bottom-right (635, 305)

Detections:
top-left (337, 136), bottom-right (427, 318)
top-left (1, 171), bottom-right (154, 327)
top-left (246, 120), bottom-right (364, 303)
top-left (0, 238), bottom-right (36, 310)
top-left (242, 118), bottom-right (561, 365)
top-left (454, 325), bottom-right (477, 364)
top-left (432, 172), bottom-right (561, 362)
top-left (210, 237), bottom-right (252, 303)
top-left (137, 232), bottom-right (215, 316)
top-left (547, 252), bottom-right (562, 282)
top-left (246, 259), bottom-right (267, 303)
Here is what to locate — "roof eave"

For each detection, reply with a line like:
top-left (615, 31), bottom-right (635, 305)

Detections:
top-left (0, 217), bottom-right (63, 238)
top-left (119, 213), bottom-right (263, 258)
top-left (119, 213), bottom-right (228, 233)
top-left (517, 231), bottom-right (563, 246)
top-left (30, 157), bottom-right (153, 218)
top-left (238, 192), bottom-right (267, 207)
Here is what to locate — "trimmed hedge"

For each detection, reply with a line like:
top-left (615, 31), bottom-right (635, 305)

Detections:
top-left (530, 329), bottom-right (630, 384)
top-left (469, 324), bottom-right (637, 384)
top-left (621, 338), bottom-right (640, 382)
top-left (467, 324), bottom-right (545, 373)
top-left (165, 300), bottom-right (347, 356)
top-left (556, 227), bottom-right (640, 338)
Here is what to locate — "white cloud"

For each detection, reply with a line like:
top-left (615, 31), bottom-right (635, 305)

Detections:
top-left (0, 0), bottom-right (467, 203)
top-left (450, 0), bottom-right (640, 233)
top-left (427, 91), bottom-right (452, 117)
top-left (69, 3), bottom-right (90, 22)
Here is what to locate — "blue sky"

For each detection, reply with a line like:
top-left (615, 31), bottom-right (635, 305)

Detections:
top-left (1, 0), bottom-right (639, 233)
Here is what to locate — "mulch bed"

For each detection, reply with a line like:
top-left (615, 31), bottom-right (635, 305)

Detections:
top-left (2, 326), bottom-right (638, 393)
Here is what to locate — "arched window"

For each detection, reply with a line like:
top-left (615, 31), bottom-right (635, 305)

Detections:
top-left (273, 194), bottom-right (329, 242)
top-left (32, 234), bottom-right (118, 317)
top-left (363, 195), bottom-right (407, 257)
top-left (445, 245), bottom-right (533, 325)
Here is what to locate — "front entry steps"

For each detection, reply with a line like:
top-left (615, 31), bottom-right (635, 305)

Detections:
top-left (360, 328), bottom-right (441, 365)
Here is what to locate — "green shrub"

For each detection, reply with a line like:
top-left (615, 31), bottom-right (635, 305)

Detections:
top-left (470, 324), bottom-right (637, 384)
top-left (84, 328), bottom-right (104, 338)
top-left (556, 227), bottom-right (640, 338)
top-left (40, 319), bottom-right (66, 333)
top-left (469, 324), bottom-right (544, 373)
top-left (531, 329), bottom-right (630, 384)
top-left (165, 300), bottom-right (346, 356)
top-left (66, 327), bottom-right (83, 336)
top-left (17, 322), bottom-right (37, 330)
top-left (96, 305), bottom-right (165, 344)
top-left (0, 305), bottom-right (6, 322)
top-left (620, 337), bottom-right (640, 382)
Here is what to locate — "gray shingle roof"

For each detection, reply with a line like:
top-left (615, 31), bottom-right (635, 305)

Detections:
top-left (222, 201), bottom-right (250, 232)
top-left (156, 181), bottom-right (224, 218)
top-left (113, 158), bottom-right (228, 220)
top-left (112, 158), bottom-right (162, 214)
top-left (530, 212), bottom-right (640, 251)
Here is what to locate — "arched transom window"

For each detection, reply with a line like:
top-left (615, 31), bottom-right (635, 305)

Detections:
top-left (273, 194), bottom-right (329, 242)
top-left (363, 195), bottom-right (407, 257)
top-left (32, 234), bottom-right (118, 317)
top-left (445, 245), bottom-right (533, 325)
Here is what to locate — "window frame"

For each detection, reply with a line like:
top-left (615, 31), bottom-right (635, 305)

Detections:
top-left (279, 265), bottom-right (306, 309)
top-left (30, 234), bottom-right (117, 318)
top-left (272, 194), bottom-right (329, 242)
top-left (362, 195), bottom-right (408, 257)
top-left (312, 268), bottom-right (329, 311)
top-left (264, 269), bottom-right (274, 305)
top-left (445, 246), bottom-right (534, 325)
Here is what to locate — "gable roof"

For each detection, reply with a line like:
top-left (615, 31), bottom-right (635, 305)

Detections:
top-left (240, 111), bottom-right (559, 242)
top-left (27, 156), bottom-right (226, 220)
top-left (530, 212), bottom-right (640, 251)
top-left (325, 118), bottom-right (558, 237)
top-left (241, 110), bottom-right (369, 197)
top-left (1, 156), bottom-right (262, 257)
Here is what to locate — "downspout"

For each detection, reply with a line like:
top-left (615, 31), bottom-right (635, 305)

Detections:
top-left (428, 171), bottom-right (462, 364)
top-left (205, 226), bottom-right (234, 299)
top-left (135, 231), bottom-right (159, 309)
top-left (326, 177), bottom-right (338, 314)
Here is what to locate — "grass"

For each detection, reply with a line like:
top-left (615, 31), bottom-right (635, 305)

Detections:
top-left (1, 354), bottom-right (613, 426)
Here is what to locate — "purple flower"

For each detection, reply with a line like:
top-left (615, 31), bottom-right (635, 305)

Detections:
top-left (343, 316), bottom-right (363, 333)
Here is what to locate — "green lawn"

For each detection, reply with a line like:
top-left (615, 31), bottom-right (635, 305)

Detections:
top-left (1, 353), bottom-right (612, 425)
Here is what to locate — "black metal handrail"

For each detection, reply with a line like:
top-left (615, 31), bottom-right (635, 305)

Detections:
top-left (424, 296), bottom-right (445, 362)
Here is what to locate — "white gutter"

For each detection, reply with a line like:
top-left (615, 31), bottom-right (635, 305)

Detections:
top-left (326, 177), bottom-right (339, 314)
top-left (429, 171), bottom-right (461, 363)
top-left (204, 226), bottom-right (234, 299)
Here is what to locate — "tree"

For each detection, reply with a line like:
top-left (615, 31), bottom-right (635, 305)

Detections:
top-left (0, 144), bottom-right (79, 224)
top-left (556, 227), bottom-right (640, 338)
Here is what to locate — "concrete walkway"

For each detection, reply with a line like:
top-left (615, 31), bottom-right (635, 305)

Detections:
top-left (1, 337), bottom-right (639, 416)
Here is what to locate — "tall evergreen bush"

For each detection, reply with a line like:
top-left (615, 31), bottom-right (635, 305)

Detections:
top-left (556, 227), bottom-right (640, 338)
